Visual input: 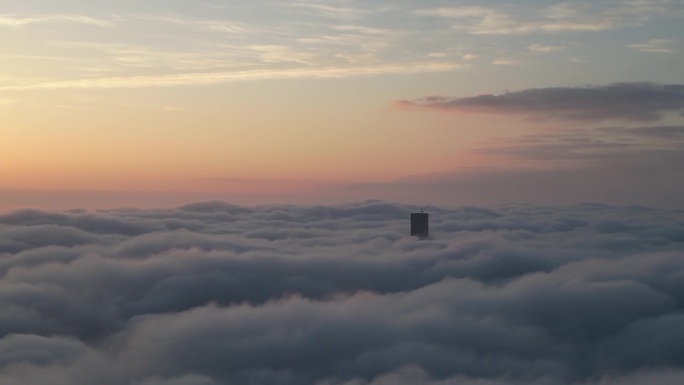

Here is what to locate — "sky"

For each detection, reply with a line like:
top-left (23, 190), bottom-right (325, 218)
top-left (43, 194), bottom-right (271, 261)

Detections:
top-left (2, 0), bottom-right (684, 209)
top-left (2, 200), bottom-right (684, 384)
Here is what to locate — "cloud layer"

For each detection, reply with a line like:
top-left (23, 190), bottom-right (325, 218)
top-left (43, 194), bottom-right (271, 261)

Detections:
top-left (1, 200), bottom-right (684, 384)
top-left (2, 1), bottom-right (682, 93)
top-left (397, 83), bottom-right (684, 122)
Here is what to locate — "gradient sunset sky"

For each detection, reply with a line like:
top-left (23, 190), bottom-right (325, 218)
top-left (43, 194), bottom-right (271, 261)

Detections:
top-left (2, 0), bottom-right (684, 209)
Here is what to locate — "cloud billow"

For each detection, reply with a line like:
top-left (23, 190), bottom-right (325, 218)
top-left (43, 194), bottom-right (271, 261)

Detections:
top-left (1, 200), bottom-right (684, 384)
top-left (397, 83), bottom-right (684, 122)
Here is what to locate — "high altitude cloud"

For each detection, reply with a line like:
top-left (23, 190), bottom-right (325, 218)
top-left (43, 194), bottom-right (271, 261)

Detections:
top-left (414, 2), bottom-right (672, 35)
top-left (0, 13), bottom-right (110, 28)
top-left (396, 83), bottom-right (684, 122)
top-left (0, 62), bottom-right (460, 91)
top-left (627, 39), bottom-right (678, 53)
top-left (1, 200), bottom-right (684, 384)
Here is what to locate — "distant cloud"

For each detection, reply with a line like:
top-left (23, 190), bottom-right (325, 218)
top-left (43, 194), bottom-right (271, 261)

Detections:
top-left (290, 2), bottom-right (370, 20)
top-left (474, 124), bottom-right (684, 176)
top-left (396, 83), bottom-right (684, 122)
top-left (131, 14), bottom-right (252, 34)
top-left (0, 62), bottom-right (462, 90)
top-left (1, 201), bottom-right (684, 384)
top-left (527, 43), bottom-right (566, 53)
top-left (597, 124), bottom-right (684, 140)
top-left (342, 120), bottom-right (684, 208)
top-left (0, 13), bottom-right (111, 27)
top-left (339, 157), bottom-right (684, 208)
top-left (415, 2), bottom-right (673, 35)
top-left (491, 58), bottom-right (521, 65)
top-left (627, 39), bottom-right (677, 53)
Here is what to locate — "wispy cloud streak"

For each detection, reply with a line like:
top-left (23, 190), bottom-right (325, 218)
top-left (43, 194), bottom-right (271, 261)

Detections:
top-left (289, 2), bottom-right (370, 20)
top-left (628, 39), bottom-right (678, 53)
top-left (0, 13), bottom-right (111, 27)
top-left (415, 2), bottom-right (674, 35)
top-left (0, 62), bottom-right (461, 90)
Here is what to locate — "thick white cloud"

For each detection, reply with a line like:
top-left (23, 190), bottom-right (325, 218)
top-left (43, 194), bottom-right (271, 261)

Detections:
top-left (1, 200), bottom-right (683, 384)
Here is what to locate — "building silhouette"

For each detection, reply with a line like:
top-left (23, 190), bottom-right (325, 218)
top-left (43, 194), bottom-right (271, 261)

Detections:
top-left (411, 212), bottom-right (429, 239)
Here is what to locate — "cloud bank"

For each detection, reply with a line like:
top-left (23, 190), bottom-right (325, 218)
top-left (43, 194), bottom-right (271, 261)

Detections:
top-left (1, 200), bottom-right (684, 384)
top-left (397, 83), bottom-right (684, 122)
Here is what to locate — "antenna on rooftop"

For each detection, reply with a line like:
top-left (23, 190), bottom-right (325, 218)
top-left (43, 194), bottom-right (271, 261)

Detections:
top-left (420, 203), bottom-right (432, 213)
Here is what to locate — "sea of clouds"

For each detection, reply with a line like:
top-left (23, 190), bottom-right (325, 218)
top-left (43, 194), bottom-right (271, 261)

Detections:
top-left (1, 200), bottom-right (684, 385)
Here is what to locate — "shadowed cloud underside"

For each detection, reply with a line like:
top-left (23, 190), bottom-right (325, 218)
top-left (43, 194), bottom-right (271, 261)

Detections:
top-left (397, 83), bottom-right (684, 122)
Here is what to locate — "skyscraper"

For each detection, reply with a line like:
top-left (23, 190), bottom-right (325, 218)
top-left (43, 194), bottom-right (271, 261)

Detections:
top-left (411, 212), bottom-right (429, 239)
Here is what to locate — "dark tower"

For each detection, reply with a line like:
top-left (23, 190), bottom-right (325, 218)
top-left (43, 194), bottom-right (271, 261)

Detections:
top-left (411, 209), bottom-right (429, 239)
top-left (411, 203), bottom-right (431, 239)
top-left (411, 212), bottom-right (429, 238)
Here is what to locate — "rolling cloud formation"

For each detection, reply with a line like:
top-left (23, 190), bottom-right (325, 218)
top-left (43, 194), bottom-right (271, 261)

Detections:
top-left (1, 201), bottom-right (684, 384)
